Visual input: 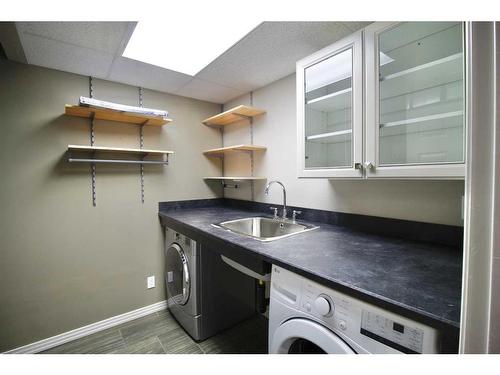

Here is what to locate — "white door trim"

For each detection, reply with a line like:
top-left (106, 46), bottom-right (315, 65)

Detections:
top-left (460, 22), bottom-right (497, 353)
top-left (2, 300), bottom-right (167, 354)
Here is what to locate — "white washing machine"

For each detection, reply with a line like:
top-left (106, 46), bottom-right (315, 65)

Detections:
top-left (269, 265), bottom-right (441, 354)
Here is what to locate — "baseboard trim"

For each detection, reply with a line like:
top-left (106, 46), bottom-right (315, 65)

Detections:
top-left (3, 300), bottom-right (167, 354)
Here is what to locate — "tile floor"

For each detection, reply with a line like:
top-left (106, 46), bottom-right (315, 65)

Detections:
top-left (42, 310), bottom-right (268, 354)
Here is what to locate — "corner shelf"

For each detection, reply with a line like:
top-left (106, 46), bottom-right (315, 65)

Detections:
top-left (65, 105), bottom-right (173, 127)
top-left (203, 144), bottom-right (267, 157)
top-left (202, 105), bottom-right (265, 126)
top-left (202, 102), bottom-right (266, 189)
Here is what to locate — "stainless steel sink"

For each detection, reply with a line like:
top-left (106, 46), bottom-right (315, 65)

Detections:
top-left (214, 217), bottom-right (318, 242)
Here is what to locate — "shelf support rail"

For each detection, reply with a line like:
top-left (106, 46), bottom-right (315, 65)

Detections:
top-left (139, 86), bottom-right (145, 204)
top-left (250, 91), bottom-right (255, 201)
top-left (89, 76), bottom-right (96, 207)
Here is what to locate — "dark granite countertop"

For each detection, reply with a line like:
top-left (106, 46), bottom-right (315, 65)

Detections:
top-left (158, 199), bottom-right (462, 340)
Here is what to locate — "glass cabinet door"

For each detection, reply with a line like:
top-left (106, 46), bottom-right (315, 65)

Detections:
top-left (297, 31), bottom-right (363, 178)
top-left (365, 22), bottom-right (466, 178)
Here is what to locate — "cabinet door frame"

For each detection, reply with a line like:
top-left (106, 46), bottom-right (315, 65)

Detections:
top-left (296, 30), bottom-right (364, 178)
top-left (364, 22), bottom-right (467, 180)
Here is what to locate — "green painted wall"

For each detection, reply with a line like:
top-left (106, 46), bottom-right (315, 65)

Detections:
top-left (0, 59), bottom-right (222, 352)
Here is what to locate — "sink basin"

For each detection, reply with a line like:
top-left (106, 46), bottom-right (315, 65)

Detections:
top-left (214, 217), bottom-right (318, 242)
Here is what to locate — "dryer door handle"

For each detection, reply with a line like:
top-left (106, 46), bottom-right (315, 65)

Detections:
top-left (166, 243), bottom-right (191, 306)
top-left (182, 260), bottom-right (190, 298)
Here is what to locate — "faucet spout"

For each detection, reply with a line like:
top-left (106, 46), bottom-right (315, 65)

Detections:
top-left (264, 180), bottom-right (287, 220)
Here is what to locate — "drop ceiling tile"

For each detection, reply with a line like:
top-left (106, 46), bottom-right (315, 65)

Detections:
top-left (342, 22), bottom-right (373, 32)
top-left (0, 22), bottom-right (27, 63)
top-left (20, 33), bottom-right (113, 79)
top-left (12, 21), bottom-right (373, 104)
top-left (16, 22), bottom-right (134, 54)
top-left (176, 78), bottom-right (245, 104)
top-left (196, 22), bottom-right (355, 92)
top-left (107, 57), bottom-right (193, 94)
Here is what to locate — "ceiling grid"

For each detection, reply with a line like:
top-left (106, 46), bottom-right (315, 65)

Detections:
top-left (3, 21), bottom-right (370, 104)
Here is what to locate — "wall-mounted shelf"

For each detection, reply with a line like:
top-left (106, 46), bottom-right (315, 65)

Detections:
top-left (66, 83), bottom-right (173, 206)
top-left (67, 145), bottom-right (173, 165)
top-left (203, 144), bottom-right (267, 157)
top-left (68, 145), bottom-right (173, 156)
top-left (65, 105), bottom-right (173, 126)
top-left (202, 105), bottom-right (265, 126)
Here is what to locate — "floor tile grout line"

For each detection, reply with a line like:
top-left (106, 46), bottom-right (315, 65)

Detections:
top-left (197, 342), bottom-right (206, 354)
top-left (43, 310), bottom-right (266, 354)
top-left (156, 335), bottom-right (168, 354)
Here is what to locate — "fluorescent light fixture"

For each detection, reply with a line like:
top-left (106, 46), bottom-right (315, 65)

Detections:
top-left (123, 21), bottom-right (261, 76)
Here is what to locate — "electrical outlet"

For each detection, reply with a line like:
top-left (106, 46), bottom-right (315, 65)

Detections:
top-left (147, 275), bottom-right (155, 289)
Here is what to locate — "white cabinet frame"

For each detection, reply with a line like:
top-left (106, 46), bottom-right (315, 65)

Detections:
top-left (364, 22), bottom-right (467, 179)
top-left (297, 31), bottom-right (364, 178)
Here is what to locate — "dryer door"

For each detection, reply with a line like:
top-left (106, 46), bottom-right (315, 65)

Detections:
top-left (165, 243), bottom-right (190, 306)
top-left (270, 318), bottom-right (356, 354)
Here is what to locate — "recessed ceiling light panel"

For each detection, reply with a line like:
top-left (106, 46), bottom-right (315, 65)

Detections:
top-left (123, 20), bottom-right (261, 76)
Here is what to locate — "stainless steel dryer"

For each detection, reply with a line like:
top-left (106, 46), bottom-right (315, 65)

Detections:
top-left (165, 228), bottom-right (201, 339)
top-left (164, 226), bottom-right (256, 341)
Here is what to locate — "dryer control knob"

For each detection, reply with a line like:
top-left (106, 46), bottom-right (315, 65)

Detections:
top-left (314, 296), bottom-right (332, 316)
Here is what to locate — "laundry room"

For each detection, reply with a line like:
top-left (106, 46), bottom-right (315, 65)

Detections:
top-left (0, 1), bottom-right (499, 374)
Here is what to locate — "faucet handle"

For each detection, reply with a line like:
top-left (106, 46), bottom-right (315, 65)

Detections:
top-left (269, 207), bottom-right (278, 219)
top-left (292, 210), bottom-right (302, 223)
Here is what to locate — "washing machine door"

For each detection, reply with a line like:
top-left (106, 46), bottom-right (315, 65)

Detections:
top-left (165, 243), bottom-right (190, 306)
top-left (270, 318), bottom-right (355, 354)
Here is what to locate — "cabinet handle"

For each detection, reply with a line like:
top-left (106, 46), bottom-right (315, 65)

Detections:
top-left (355, 163), bottom-right (363, 170)
top-left (363, 161), bottom-right (375, 170)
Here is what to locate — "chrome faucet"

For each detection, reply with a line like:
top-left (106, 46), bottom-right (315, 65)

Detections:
top-left (265, 180), bottom-right (287, 220)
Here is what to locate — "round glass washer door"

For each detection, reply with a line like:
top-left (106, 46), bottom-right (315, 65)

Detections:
top-left (270, 318), bottom-right (356, 354)
top-left (165, 243), bottom-right (190, 305)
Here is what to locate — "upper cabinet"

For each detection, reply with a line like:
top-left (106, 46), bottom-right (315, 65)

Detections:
top-left (297, 22), bottom-right (466, 179)
top-left (365, 22), bottom-right (466, 179)
top-left (297, 31), bottom-right (363, 178)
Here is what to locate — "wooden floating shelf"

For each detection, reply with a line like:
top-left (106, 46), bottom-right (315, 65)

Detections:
top-left (203, 177), bottom-right (267, 181)
top-left (203, 144), bottom-right (267, 157)
top-left (65, 105), bottom-right (173, 127)
top-left (202, 105), bottom-right (266, 126)
top-left (68, 145), bottom-right (174, 156)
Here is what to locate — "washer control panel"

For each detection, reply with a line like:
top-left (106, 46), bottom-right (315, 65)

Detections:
top-left (361, 311), bottom-right (424, 353)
